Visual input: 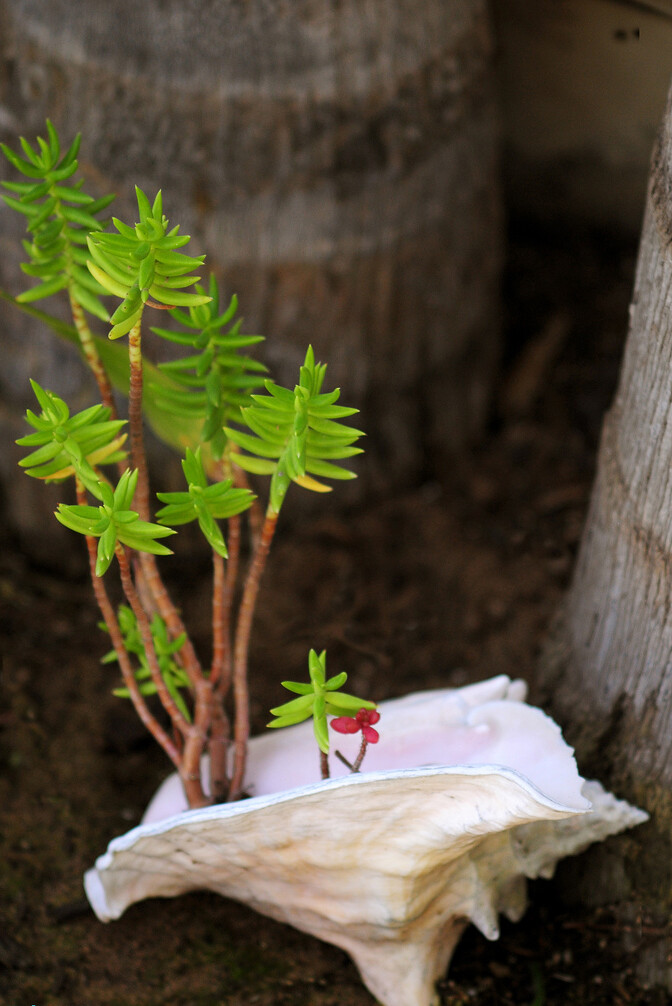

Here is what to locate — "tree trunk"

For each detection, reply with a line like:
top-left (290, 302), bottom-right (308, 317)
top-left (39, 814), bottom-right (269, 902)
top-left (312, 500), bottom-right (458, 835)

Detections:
top-left (538, 81), bottom-right (672, 992)
top-left (0, 0), bottom-right (502, 544)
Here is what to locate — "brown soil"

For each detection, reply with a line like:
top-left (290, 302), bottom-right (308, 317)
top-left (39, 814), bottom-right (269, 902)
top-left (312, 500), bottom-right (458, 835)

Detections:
top-left (1, 225), bottom-right (668, 1005)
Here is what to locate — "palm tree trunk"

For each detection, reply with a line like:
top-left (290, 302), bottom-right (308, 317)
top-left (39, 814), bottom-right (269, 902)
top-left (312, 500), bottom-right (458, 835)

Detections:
top-left (1, 0), bottom-right (502, 530)
top-left (538, 79), bottom-right (672, 994)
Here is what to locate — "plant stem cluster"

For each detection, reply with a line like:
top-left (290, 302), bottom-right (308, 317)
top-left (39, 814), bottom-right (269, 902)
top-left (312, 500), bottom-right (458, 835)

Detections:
top-left (4, 122), bottom-right (369, 805)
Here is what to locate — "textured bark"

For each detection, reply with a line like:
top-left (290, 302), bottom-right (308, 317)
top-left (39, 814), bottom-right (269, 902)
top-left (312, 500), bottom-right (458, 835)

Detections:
top-left (0, 0), bottom-right (502, 542)
top-left (538, 83), bottom-right (672, 992)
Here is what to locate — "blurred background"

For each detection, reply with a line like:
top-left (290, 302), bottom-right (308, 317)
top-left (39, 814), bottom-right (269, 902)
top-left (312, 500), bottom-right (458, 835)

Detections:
top-left (1, 0), bottom-right (671, 541)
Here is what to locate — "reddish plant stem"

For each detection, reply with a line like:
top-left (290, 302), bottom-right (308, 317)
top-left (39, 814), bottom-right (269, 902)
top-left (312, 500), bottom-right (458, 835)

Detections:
top-left (116, 545), bottom-right (189, 739)
top-left (333, 736), bottom-right (369, 774)
top-left (320, 751), bottom-right (330, 780)
top-left (334, 749), bottom-right (355, 771)
top-left (224, 515), bottom-right (240, 663)
top-left (208, 548), bottom-right (231, 800)
top-left (210, 550), bottom-right (227, 688)
top-left (232, 458), bottom-right (263, 550)
top-left (138, 551), bottom-right (204, 683)
top-left (126, 319), bottom-right (205, 687)
top-left (207, 473), bottom-right (244, 798)
top-left (122, 326), bottom-right (211, 805)
top-left (132, 553), bottom-right (159, 618)
top-left (76, 481), bottom-right (180, 768)
top-left (180, 676), bottom-right (214, 809)
top-left (246, 488), bottom-right (264, 551)
top-left (208, 457), bottom-right (234, 694)
top-left (71, 297), bottom-right (158, 631)
top-left (69, 293), bottom-right (117, 418)
top-left (211, 516), bottom-right (240, 696)
top-left (127, 320), bottom-right (151, 522)
top-left (118, 545), bottom-right (211, 807)
top-left (208, 698), bottom-right (230, 802)
top-left (228, 508), bottom-right (278, 801)
top-left (352, 736), bottom-right (369, 773)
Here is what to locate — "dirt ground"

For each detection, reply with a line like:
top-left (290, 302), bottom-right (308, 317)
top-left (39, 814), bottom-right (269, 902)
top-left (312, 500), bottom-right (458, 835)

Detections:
top-left (1, 224), bottom-right (669, 1005)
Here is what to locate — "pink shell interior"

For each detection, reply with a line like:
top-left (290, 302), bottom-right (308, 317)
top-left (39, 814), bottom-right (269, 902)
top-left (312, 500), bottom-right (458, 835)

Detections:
top-left (143, 677), bottom-right (589, 824)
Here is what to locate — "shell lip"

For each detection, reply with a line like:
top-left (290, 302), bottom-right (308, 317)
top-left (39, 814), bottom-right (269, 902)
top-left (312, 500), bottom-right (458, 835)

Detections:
top-left (94, 762), bottom-right (591, 866)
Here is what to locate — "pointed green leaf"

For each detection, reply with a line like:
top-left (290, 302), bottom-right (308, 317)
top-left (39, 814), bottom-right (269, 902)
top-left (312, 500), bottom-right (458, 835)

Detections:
top-left (15, 274), bottom-right (68, 303)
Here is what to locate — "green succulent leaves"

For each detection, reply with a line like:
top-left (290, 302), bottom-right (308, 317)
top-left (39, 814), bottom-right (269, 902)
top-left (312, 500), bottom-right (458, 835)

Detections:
top-left (152, 277), bottom-right (266, 458)
top-left (225, 346), bottom-right (364, 514)
top-left (1, 120), bottom-right (115, 321)
top-left (6, 121), bottom-right (373, 804)
top-left (86, 187), bottom-right (211, 339)
top-left (155, 446), bottom-right (255, 557)
top-left (104, 606), bottom-right (192, 722)
top-left (267, 649), bottom-right (376, 754)
top-left (1, 125), bottom-right (211, 337)
top-left (17, 380), bottom-right (126, 491)
top-left (56, 468), bottom-right (176, 576)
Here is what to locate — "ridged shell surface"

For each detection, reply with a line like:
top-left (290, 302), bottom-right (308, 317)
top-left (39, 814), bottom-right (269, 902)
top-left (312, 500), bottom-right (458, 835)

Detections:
top-left (85, 677), bottom-right (647, 1006)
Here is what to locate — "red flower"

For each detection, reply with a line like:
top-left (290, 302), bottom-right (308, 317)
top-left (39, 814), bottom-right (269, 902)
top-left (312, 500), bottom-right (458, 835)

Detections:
top-left (330, 707), bottom-right (380, 744)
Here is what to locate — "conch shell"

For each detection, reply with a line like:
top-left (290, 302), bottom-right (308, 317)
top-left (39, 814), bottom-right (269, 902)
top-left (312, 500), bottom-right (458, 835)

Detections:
top-left (85, 677), bottom-right (647, 1006)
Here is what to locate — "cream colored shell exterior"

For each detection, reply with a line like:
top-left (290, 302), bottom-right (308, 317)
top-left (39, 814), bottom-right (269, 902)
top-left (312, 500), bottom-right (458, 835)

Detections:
top-left (85, 678), bottom-right (647, 1006)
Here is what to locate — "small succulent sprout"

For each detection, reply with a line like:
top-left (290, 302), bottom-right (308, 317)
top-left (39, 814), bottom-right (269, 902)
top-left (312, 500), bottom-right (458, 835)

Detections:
top-left (225, 346), bottom-right (364, 514)
top-left (0, 119), bottom-right (115, 320)
top-left (267, 649), bottom-right (377, 755)
top-left (152, 277), bottom-right (267, 459)
top-left (86, 187), bottom-right (211, 339)
top-left (17, 380), bottom-right (126, 492)
top-left (155, 446), bottom-right (255, 557)
top-left (104, 606), bottom-right (192, 722)
top-left (55, 468), bottom-right (176, 576)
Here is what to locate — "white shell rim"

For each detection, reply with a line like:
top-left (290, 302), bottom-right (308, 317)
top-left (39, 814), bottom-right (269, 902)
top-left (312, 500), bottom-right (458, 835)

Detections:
top-left (92, 761), bottom-right (591, 873)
